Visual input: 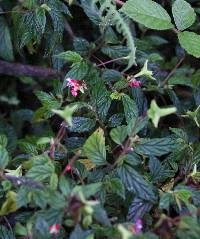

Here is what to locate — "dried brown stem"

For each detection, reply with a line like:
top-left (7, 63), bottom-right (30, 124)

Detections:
top-left (0, 60), bottom-right (61, 79)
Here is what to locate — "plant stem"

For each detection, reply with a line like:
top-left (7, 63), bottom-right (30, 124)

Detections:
top-left (161, 57), bottom-right (185, 87)
top-left (96, 56), bottom-right (127, 67)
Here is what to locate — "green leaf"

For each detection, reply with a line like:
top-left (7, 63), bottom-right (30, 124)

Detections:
top-left (73, 182), bottom-right (102, 198)
top-left (83, 128), bottom-right (107, 166)
top-left (35, 7), bottom-right (46, 34)
top-left (55, 51), bottom-right (82, 63)
top-left (149, 157), bottom-right (174, 183)
top-left (0, 225), bottom-right (15, 239)
top-left (35, 91), bottom-right (61, 110)
top-left (27, 157), bottom-right (55, 182)
top-left (110, 125), bottom-right (127, 145)
top-left (92, 203), bottom-right (111, 226)
top-left (122, 94), bottom-right (138, 123)
top-left (0, 145), bottom-right (9, 169)
top-left (178, 31), bottom-right (200, 58)
top-left (104, 178), bottom-right (125, 199)
top-left (135, 137), bottom-right (175, 156)
top-left (0, 16), bottom-right (14, 61)
top-left (159, 192), bottom-right (172, 211)
top-left (121, 0), bottom-right (173, 30)
top-left (65, 62), bottom-right (89, 80)
top-left (50, 173), bottom-right (58, 190)
top-left (0, 134), bottom-right (8, 148)
top-left (70, 224), bottom-right (93, 239)
top-left (117, 164), bottom-right (155, 201)
top-left (172, 0), bottom-right (196, 31)
top-left (91, 81), bottom-right (111, 122)
top-left (68, 117), bottom-right (96, 132)
top-left (128, 197), bottom-right (153, 221)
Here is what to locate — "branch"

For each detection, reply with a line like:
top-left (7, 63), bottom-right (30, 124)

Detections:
top-left (161, 57), bottom-right (185, 87)
top-left (0, 60), bottom-right (61, 78)
top-left (0, 173), bottom-right (44, 189)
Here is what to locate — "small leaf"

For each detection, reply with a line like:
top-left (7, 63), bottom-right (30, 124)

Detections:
top-left (0, 191), bottom-right (17, 216)
top-left (172, 0), bottom-right (196, 31)
top-left (110, 125), bottom-right (128, 145)
top-left (0, 145), bottom-right (9, 169)
top-left (54, 51), bottom-right (82, 63)
top-left (178, 31), bottom-right (200, 58)
top-left (83, 128), bottom-right (107, 166)
top-left (68, 117), bottom-right (96, 132)
top-left (121, 0), bottom-right (173, 30)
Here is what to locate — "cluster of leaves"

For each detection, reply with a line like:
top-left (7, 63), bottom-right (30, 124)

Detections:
top-left (0, 0), bottom-right (200, 238)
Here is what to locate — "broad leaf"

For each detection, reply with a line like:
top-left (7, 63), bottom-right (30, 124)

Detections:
top-left (0, 145), bottom-right (9, 169)
top-left (55, 51), bottom-right (82, 63)
top-left (135, 137), bottom-right (175, 156)
top-left (0, 16), bottom-right (14, 61)
top-left (128, 197), bottom-right (153, 222)
top-left (83, 128), bottom-right (107, 166)
top-left (121, 0), bottom-right (173, 30)
top-left (91, 81), bottom-right (111, 122)
top-left (117, 164), bottom-right (155, 201)
top-left (172, 0), bottom-right (196, 31)
top-left (122, 94), bottom-right (138, 123)
top-left (110, 125), bottom-right (128, 145)
top-left (65, 61), bottom-right (89, 80)
top-left (178, 31), bottom-right (200, 58)
top-left (0, 225), bottom-right (15, 239)
top-left (68, 117), bottom-right (96, 132)
top-left (35, 7), bottom-right (46, 34)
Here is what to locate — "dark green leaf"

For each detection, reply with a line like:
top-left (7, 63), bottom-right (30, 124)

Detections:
top-left (83, 128), bottom-right (107, 166)
top-left (135, 137), bottom-right (175, 156)
top-left (122, 94), bottom-right (138, 123)
top-left (0, 145), bottom-right (9, 169)
top-left (117, 164), bottom-right (155, 201)
top-left (68, 117), bottom-right (96, 133)
top-left (0, 16), bottom-right (14, 61)
top-left (110, 125), bottom-right (127, 145)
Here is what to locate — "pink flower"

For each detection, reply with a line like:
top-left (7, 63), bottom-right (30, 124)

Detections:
top-left (129, 219), bottom-right (143, 235)
top-left (134, 219), bottom-right (143, 234)
top-left (65, 164), bottom-right (71, 173)
top-left (49, 224), bottom-right (61, 234)
top-left (66, 78), bottom-right (87, 97)
top-left (129, 78), bottom-right (141, 88)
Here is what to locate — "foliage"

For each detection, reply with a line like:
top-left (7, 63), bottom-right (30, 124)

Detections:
top-left (0, 0), bottom-right (200, 238)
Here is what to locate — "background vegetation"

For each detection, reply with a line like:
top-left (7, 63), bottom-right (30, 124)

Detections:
top-left (0, 0), bottom-right (200, 238)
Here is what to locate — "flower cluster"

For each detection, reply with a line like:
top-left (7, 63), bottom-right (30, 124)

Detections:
top-left (129, 219), bottom-right (143, 235)
top-left (49, 224), bottom-right (61, 234)
top-left (128, 78), bottom-right (141, 88)
top-left (66, 78), bottom-right (87, 97)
